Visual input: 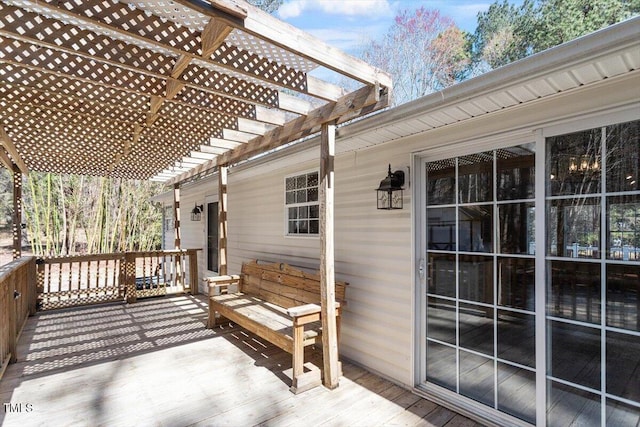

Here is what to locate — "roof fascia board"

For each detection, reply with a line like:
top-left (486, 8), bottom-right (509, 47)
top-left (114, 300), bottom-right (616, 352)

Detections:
top-left (336, 16), bottom-right (640, 142)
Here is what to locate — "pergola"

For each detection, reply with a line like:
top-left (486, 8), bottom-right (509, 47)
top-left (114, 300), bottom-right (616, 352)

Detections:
top-left (0, 0), bottom-right (392, 389)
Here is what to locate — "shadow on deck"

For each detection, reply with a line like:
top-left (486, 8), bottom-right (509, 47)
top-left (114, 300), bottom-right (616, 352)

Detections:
top-left (0, 295), bottom-right (483, 427)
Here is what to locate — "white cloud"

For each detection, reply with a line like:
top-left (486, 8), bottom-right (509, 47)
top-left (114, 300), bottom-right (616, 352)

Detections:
top-left (278, 0), bottom-right (309, 19)
top-left (279, 0), bottom-right (392, 19)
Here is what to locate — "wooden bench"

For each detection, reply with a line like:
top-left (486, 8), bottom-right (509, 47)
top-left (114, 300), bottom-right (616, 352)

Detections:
top-left (205, 260), bottom-right (348, 394)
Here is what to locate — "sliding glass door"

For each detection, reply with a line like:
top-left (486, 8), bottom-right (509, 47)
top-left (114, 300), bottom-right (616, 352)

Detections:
top-left (419, 145), bottom-right (537, 424)
top-left (417, 119), bottom-right (640, 426)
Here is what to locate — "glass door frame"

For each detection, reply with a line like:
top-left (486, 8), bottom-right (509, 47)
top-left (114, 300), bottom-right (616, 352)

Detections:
top-left (205, 195), bottom-right (219, 275)
top-left (412, 132), bottom-right (546, 427)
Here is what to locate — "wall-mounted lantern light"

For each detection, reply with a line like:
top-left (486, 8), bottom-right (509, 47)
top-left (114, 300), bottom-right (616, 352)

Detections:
top-left (190, 204), bottom-right (204, 221)
top-left (376, 164), bottom-right (405, 210)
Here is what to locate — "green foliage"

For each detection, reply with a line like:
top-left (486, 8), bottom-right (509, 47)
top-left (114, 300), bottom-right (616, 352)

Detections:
top-left (472, 0), bottom-right (639, 69)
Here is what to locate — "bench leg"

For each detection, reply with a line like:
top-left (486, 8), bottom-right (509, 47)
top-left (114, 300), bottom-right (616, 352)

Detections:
top-left (207, 305), bottom-right (216, 329)
top-left (290, 323), bottom-right (321, 394)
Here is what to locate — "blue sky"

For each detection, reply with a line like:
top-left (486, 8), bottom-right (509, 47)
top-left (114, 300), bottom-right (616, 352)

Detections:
top-left (276, 0), bottom-right (498, 56)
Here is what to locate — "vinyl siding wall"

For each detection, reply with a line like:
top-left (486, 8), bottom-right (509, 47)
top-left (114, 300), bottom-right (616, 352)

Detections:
top-left (226, 145), bottom-right (414, 384)
top-left (172, 73), bottom-right (639, 388)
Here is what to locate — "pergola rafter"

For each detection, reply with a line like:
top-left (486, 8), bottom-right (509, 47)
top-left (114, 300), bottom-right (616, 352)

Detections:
top-left (0, 0), bottom-right (390, 181)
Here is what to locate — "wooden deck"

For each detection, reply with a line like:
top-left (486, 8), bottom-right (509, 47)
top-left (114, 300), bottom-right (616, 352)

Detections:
top-left (0, 295), bottom-right (482, 427)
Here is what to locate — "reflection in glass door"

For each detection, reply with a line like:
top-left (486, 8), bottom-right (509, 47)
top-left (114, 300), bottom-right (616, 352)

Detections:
top-left (545, 120), bottom-right (640, 426)
top-left (422, 145), bottom-right (537, 424)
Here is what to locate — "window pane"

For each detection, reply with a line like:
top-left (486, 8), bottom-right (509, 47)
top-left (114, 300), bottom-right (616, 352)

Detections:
top-left (427, 158), bottom-right (455, 205)
top-left (288, 221), bottom-right (297, 234)
top-left (499, 203), bottom-right (535, 254)
top-left (460, 350), bottom-right (494, 407)
top-left (296, 189), bottom-right (307, 203)
top-left (547, 261), bottom-right (601, 324)
top-left (497, 310), bottom-right (535, 367)
top-left (607, 195), bottom-right (640, 262)
top-left (299, 206), bottom-right (308, 219)
top-left (547, 380), bottom-right (600, 427)
top-left (307, 172), bottom-right (319, 187)
top-left (459, 303), bottom-right (494, 356)
top-left (606, 120), bottom-right (640, 193)
top-left (426, 341), bottom-right (456, 391)
top-left (309, 204), bottom-right (319, 219)
top-left (296, 175), bottom-right (306, 188)
top-left (459, 205), bottom-right (493, 252)
top-left (606, 331), bottom-right (640, 402)
top-left (547, 197), bottom-right (601, 259)
top-left (286, 191), bottom-right (295, 204)
top-left (309, 220), bottom-right (319, 234)
top-left (547, 320), bottom-right (601, 390)
top-left (459, 151), bottom-right (493, 203)
top-left (497, 363), bottom-right (536, 424)
top-left (308, 187), bottom-right (318, 202)
top-left (427, 207), bottom-right (456, 251)
top-left (606, 399), bottom-right (640, 426)
top-left (607, 264), bottom-right (640, 331)
top-left (286, 177), bottom-right (296, 191)
top-left (497, 144), bottom-right (535, 200)
top-left (427, 297), bottom-right (456, 344)
top-left (288, 207), bottom-right (298, 219)
top-left (428, 253), bottom-right (456, 298)
top-left (297, 220), bottom-right (308, 234)
top-left (498, 257), bottom-right (535, 311)
top-left (459, 255), bottom-right (493, 304)
top-left (546, 128), bottom-right (602, 196)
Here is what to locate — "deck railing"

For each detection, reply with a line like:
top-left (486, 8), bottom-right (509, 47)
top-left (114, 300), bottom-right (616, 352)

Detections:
top-left (0, 256), bottom-right (36, 378)
top-left (37, 249), bottom-right (199, 310)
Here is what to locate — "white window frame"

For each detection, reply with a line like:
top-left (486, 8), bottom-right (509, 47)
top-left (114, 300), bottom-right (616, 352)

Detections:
top-left (284, 169), bottom-right (320, 237)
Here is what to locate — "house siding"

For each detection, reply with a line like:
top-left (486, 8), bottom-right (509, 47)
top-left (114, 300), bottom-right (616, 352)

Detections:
top-left (174, 61), bottom-right (639, 391)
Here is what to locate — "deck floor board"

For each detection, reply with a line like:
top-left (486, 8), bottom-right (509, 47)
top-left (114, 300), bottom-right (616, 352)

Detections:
top-left (0, 295), bottom-right (481, 427)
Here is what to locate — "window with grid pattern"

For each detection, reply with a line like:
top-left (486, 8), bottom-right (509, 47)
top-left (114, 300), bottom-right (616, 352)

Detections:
top-left (285, 171), bottom-right (319, 236)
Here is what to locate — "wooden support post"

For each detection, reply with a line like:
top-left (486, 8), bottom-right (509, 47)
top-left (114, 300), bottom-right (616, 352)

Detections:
top-left (124, 253), bottom-right (137, 304)
top-left (12, 164), bottom-right (22, 260)
top-left (320, 122), bottom-right (339, 389)
top-left (218, 165), bottom-right (228, 276)
top-left (188, 249), bottom-right (198, 295)
top-left (173, 184), bottom-right (183, 288)
top-left (173, 184), bottom-right (181, 249)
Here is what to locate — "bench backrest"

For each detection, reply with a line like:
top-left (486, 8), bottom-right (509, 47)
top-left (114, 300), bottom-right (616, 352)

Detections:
top-left (240, 260), bottom-right (347, 309)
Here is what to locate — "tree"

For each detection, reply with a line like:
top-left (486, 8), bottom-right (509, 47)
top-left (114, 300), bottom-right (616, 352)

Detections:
top-left (247, 0), bottom-right (283, 14)
top-left (471, 0), bottom-right (536, 69)
top-left (472, 0), bottom-right (640, 69)
top-left (361, 7), bottom-right (470, 105)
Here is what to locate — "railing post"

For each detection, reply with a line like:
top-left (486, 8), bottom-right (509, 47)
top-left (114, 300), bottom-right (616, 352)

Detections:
top-left (124, 253), bottom-right (137, 303)
top-left (12, 164), bottom-right (22, 260)
top-left (8, 270), bottom-right (17, 363)
top-left (28, 257), bottom-right (37, 316)
top-left (36, 258), bottom-right (44, 312)
top-left (189, 249), bottom-right (198, 295)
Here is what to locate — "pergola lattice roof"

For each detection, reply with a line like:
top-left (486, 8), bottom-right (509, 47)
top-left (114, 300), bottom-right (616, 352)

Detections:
top-left (0, 0), bottom-right (391, 182)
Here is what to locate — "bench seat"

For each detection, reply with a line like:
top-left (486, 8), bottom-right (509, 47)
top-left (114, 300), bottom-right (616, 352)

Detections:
top-left (205, 260), bottom-right (347, 394)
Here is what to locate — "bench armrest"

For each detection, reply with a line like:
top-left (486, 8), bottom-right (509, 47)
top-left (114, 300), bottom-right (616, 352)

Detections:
top-left (205, 275), bottom-right (241, 296)
top-left (287, 302), bottom-right (343, 327)
top-left (287, 303), bottom-right (321, 317)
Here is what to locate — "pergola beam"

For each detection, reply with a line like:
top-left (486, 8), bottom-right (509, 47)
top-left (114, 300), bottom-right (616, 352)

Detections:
top-left (0, 124), bottom-right (28, 175)
top-left (173, 0), bottom-right (392, 89)
top-left (165, 84), bottom-right (387, 185)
